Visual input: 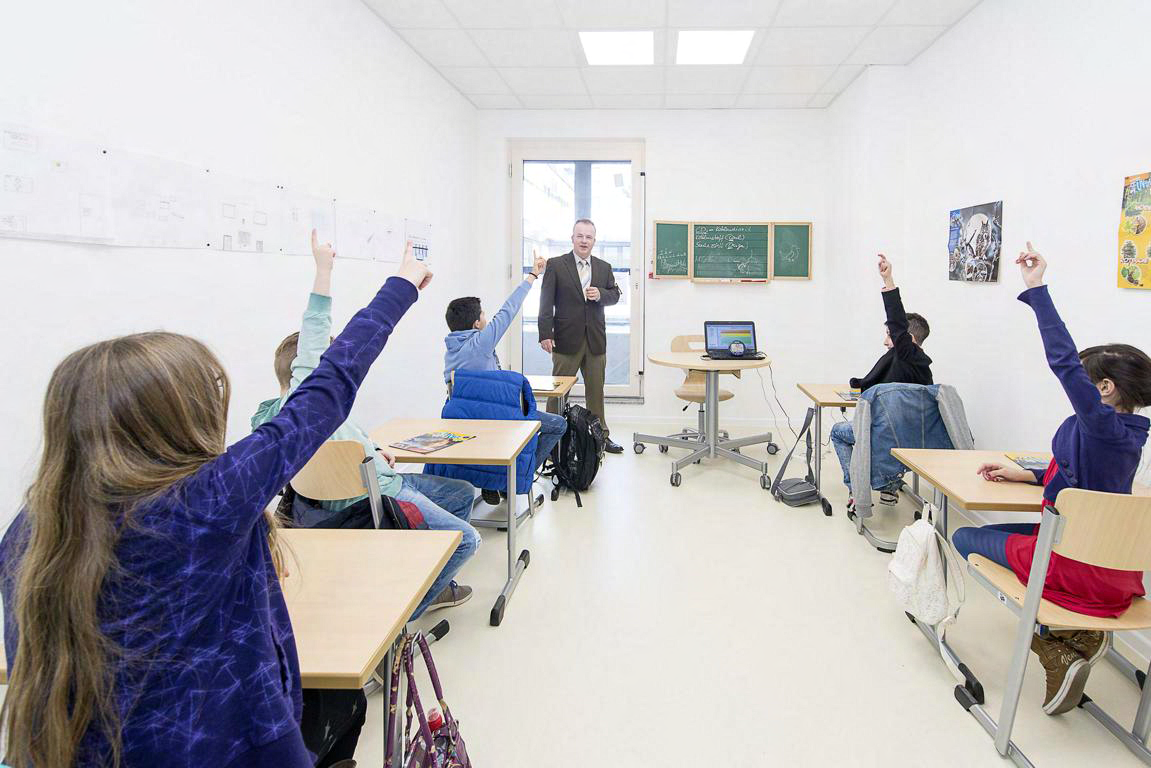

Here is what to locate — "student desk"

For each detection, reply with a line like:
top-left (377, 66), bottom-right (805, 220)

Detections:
top-left (633, 352), bottom-right (775, 487)
top-left (0, 528), bottom-right (459, 768)
top-left (796, 383), bottom-right (859, 515)
top-left (370, 418), bottom-right (540, 626)
top-left (528, 374), bottom-right (577, 413)
top-left (889, 448), bottom-right (1151, 739)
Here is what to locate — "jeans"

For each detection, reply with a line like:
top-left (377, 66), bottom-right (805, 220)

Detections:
top-left (396, 473), bottom-right (480, 618)
top-left (830, 421), bottom-right (855, 488)
top-left (535, 411), bottom-right (568, 471)
top-left (952, 524), bottom-right (1034, 568)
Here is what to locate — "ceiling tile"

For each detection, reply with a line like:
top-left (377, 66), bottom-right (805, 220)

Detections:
top-left (592, 93), bottom-right (666, 109)
top-left (398, 29), bottom-right (490, 66)
top-left (362, 0), bottom-right (457, 29)
top-left (473, 29), bottom-right (580, 66)
top-left (736, 93), bottom-right (813, 108)
top-left (581, 66), bottom-right (666, 95)
top-left (808, 93), bottom-right (837, 107)
top-left (665, 93), bottom-right (739, 109)
top-left (555, 0), bottom-right (666, 29)
top-left (884, 0), bottom-right (983, 26)
top-left (440, 0), bottom-right (563, 29)
top-left (819, 64), bottom-right (864, 93)
top-left (666, 0), bottom-right (781, 27)
top-left (755, 26), bottom-right (870, 65)
top-left (468, 93), bottom-right (522, 108)
top-left (500, 67), bottom-right (587, 95)
top-left (517, 93), bottom-right (594, 108)
top-left (744, 66), bottom-right (835, 94)
top-left (775, 0), bottom-right (894, 27)
top-left (438, 67), bottom-right (510, 94)
top-left (666, 65), bottom-right (748, 94)
top-left (847, 26), bottom-right (947, 65)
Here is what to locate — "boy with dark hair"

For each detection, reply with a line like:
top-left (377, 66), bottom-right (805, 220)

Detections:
top-left (443, 251), bottom-right (568, 505)
top-left (831, 254), bottom-right (934, 506)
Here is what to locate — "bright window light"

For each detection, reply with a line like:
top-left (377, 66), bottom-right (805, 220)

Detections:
top-left (675, 30), bottom-right (754, 65)
top-left (579, 31), bottom-right (654, 66)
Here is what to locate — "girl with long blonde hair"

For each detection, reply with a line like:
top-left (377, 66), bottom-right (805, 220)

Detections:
top-left (0, 234), bottom-right (432, 767)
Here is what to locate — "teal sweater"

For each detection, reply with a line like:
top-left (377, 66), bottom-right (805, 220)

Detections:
top-left (251, 292), bottom-right (402, 507)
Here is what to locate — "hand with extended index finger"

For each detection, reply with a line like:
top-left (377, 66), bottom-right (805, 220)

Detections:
top-left (396, 240), bottom-right (433, 291)
top-left (1016, 240), bottom-right (1046, 289)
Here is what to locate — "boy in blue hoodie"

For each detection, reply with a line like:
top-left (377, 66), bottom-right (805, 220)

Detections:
top-left (443, 251), bottom-right (568, 504)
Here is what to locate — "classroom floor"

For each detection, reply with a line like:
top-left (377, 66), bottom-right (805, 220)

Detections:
top-left (360, 423), bottom-right (1148, 767)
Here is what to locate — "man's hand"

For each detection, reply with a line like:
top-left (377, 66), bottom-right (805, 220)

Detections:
top-left (376, 448), bottom-right (396, 468)
top-left (976, 462), bottom-right (1034, 484)
top-left (878, 253), bottom-right (895, 290)
top-left (1017, 241), bottom-right (1046, 289)
top-left (585, 286), bottom-right (601, 301)
top-left (540, 339), bottom-right (555, 353)
top-left (396, 240), bottom-right (433, 291)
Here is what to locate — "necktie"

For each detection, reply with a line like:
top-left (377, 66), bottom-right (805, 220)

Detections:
top-left (578, 259), bottom-right (591, 292)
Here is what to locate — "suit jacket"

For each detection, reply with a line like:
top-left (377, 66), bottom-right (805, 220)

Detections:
top-left (537, 251), bottom-right (621, 356)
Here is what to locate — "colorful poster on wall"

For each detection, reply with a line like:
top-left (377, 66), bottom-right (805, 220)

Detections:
top-left (948, 200), bottom-right (1003, 282)
top-left (1119, 172), bottom-right (1151, 290)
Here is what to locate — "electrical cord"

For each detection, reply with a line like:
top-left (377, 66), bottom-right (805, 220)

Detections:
top-left (756, 365), bottom-right (798, 442)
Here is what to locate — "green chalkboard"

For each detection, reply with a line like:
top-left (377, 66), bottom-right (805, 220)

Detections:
top-left (772, 223), bottom-right (812, 279)
top-left (691, 223), bottom-right (771, 281)
top-left (653, 221), bottom-right (690, 278)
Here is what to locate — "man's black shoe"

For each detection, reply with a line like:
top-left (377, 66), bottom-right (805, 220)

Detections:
top-left (604, 438), bottom-right (624, 454)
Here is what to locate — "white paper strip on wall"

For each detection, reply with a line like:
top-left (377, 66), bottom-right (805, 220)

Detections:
top-left (211, 173), bottom-right (279, 254)
top-left (107, 149), bottom-right (213, 249)
top-left (0, 126), bottom-right (113, 243)
top-left (280, 189), bottom-right (336, 255)
top-left (404, 218), bottom-right (432, 262)
top-left (335, 203), bottom-right (403, 262)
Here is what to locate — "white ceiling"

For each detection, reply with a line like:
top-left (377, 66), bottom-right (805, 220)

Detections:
top-left (362, 0), bottom-right (983, 110)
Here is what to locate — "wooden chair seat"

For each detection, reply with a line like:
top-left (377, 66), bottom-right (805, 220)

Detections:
top-left (969, 554), bottom-right (1151, 631)
top-left (675, 386), bottom-right (734, 404)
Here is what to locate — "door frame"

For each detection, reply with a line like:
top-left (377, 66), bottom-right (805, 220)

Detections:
top-left (507, 138), bottom-right (646, 400)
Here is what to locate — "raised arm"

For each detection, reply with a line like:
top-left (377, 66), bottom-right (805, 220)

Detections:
top-left (289, 230), bottom-right (335, 392)
top-left (476, 250), bottom-right (544, 349)
top-left (538, 255), bottom-right (558, 352)
top-left (1016, 243), bottom-right (1126, 440)
top-left (191, 242), bottom-right (432, 533)
top-left (877, 254), bottom-right (916, 359)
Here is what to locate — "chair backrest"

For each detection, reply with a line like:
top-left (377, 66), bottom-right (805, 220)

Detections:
top-left (1053, 488), bottom-right (1151, 570)
top-left (291, 440), bottom-right (370, 501)
top-left (671, 334), bottom-right (703, 353)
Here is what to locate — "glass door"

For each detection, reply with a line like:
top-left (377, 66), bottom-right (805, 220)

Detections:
top-left (509, 141), bottom-right (645, 399)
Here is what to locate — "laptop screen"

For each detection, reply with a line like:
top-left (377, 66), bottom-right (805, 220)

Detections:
top-left (705, 321), bottom-right (757, 353)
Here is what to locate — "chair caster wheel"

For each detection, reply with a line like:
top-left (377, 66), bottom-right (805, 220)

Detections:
top-left (670, 473), bottom-right (682, 487)
top-left (759, 474), bottom-right (769, 490)
top-left (633, 442), bottom-right (645, 454)
top-left (693, 459), bottom-right (701, 464)
top-left (550, 488), bottom-right (559, 502)
top-left (659, 444), bottom-right (669, 453)
top-left (766, 443), bottom-right (780, 455)
top-left (821, 499), bottom-right (833, 516)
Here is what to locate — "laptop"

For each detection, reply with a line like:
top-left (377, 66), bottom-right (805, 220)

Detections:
top-left (703, 321), bottom-right (765, 360)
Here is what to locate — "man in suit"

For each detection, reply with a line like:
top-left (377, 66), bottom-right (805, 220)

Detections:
top-left (538, 218), bottom-right (624, 454)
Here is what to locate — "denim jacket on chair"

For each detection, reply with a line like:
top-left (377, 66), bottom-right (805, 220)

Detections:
top-left (849, 383), bottom-right (975, 518)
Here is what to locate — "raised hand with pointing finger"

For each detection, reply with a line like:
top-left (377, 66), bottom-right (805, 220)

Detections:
top-left (1016, 240), bottom-right (1047, 289)
top-left (396, 240), bottom-right (434, 291)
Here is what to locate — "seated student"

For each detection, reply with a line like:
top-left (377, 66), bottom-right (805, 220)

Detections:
top-left (952, 244), bottom-right (1151, 716)
top-left (252, 235), bottom-right (479, 617)
top-left (0, 242), bottom-right (431, 768)
top-left (830, 254), bottom-right (933, 506)
top-left (443, 250), bottom-right (568, 505)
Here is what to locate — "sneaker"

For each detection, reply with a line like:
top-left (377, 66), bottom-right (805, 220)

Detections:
top-left (481, 489), bottom-right (501, 505)
top-left (1031, 633), bottom-right (1090, 715)
top-left (426, 581), bottom-right (472, 613)
top-left (1055, 630), bottom-right (1110, 666)
top-left (846, 497), bottom-right (856, 515)
top-left (879, 490), bottom-right (899, 506)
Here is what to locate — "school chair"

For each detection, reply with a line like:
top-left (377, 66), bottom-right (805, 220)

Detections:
top-left (847, 383), bottom-right (973, 552)
top-left (650, 334), bottom-right (740, 453)
top-left (960, 489), bottom-right (1151, 767)
top-left (290, 440), bottom-right (386, 529)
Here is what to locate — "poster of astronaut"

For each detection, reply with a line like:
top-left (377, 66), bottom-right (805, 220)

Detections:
top-left (948, 200), bottom-right (1003, 283)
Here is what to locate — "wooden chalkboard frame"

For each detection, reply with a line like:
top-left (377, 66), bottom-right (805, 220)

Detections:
top-left (770, 222), bottom-right (813, 280)
top-left (689, 221), bottom-right (772, 284)
top-left (652, 220), bottom-right (692, 279)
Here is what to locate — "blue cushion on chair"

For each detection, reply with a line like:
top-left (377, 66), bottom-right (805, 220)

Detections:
top-left (423, 370), bottom-right (540, 495)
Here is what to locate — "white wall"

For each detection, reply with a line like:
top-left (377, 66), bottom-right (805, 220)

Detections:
top-left (475, 110), bottom-right (833, 434)
top-left (0, 0), bottom-right (477, 514)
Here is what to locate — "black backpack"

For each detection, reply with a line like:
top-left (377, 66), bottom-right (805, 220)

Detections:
top-left (547, 403), bottom-right (605, 507)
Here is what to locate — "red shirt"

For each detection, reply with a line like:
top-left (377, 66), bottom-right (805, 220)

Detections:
top-left (1005, 458), bottom-right (1146, 618)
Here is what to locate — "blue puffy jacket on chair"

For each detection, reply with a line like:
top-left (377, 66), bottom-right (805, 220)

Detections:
top-left (424, 369), bottom-right (539, 496)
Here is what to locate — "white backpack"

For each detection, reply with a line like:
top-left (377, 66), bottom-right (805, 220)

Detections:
top-left (887, 502), bottom-right (965, 627)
